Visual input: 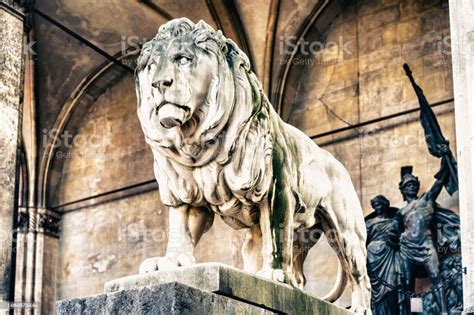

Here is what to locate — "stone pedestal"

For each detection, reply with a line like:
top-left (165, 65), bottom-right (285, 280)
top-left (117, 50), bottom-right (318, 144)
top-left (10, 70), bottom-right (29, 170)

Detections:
top-left (57, 263), bottom-right (352, 314)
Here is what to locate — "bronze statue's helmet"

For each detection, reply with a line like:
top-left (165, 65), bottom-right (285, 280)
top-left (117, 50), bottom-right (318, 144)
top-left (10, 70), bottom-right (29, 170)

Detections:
top-left (398, 165), bottom-right (420, 189)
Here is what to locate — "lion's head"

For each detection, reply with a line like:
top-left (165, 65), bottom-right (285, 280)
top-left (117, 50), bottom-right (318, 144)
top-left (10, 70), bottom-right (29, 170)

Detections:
top-left (136, 18), bottom-right (264, 166)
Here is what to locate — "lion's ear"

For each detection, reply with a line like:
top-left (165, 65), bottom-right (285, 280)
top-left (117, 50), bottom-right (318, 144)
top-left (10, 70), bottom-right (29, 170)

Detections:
top-left (136, 42), bottom-right (152, 72)
top-left (213, 30), bottom-right (228, 53)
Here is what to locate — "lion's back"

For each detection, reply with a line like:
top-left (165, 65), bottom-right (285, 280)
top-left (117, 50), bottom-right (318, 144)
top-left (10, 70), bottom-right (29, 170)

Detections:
top-left (278, 119), bottom-right (356, 207)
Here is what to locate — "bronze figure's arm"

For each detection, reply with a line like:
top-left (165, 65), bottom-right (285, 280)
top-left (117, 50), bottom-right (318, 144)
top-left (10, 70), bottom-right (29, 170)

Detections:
top-left (427, 143), bottom-right (450, 201)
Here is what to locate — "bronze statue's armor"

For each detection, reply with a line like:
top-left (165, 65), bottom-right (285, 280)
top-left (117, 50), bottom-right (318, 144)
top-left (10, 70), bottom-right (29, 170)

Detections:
top-left (397, 194), bottom-right (436, 265)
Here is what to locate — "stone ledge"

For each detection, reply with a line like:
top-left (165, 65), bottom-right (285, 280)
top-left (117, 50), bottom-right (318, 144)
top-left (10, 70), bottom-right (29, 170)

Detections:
top-left (57, 282), bottom-right (272, 314)
top-left (103, 263), bottom-right (352, 314)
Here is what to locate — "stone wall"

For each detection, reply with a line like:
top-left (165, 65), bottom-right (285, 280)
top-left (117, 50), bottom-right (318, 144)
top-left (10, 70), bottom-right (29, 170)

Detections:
top-left (51, 76), bottom-right (153, 206)
top-left (287, 0), bottom-right (456, 212)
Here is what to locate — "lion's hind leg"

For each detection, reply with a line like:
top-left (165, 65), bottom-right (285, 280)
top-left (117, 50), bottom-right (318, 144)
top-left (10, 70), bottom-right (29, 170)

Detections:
top-left (292, 223), bottom-right (323, 289)
top-left (319, 193), bottom-right (371, 314)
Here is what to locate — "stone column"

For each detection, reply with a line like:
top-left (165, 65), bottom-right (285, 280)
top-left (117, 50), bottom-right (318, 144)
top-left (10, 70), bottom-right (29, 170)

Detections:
top-left (449, 1), bottom-right (474, 312)
top-left (12, 207), bottom-right (61, 314)
top-left (13, 208), bottom-right (28, 303)
top-left (34, 209), bottom-right (61, 315)
top-left (0, 0), bottom-right (25, 303)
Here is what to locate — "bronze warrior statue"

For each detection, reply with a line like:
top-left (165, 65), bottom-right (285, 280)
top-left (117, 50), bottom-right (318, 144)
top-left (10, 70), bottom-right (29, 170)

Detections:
top-left (366, 167), bottom-right (462, 314)
top-left (366, 64), bottom-right (462, 314)
top-left (395, 157), bottom-right (449, 314)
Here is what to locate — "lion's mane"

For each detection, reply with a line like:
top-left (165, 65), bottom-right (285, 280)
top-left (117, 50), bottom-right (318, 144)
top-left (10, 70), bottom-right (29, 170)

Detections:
top-left (136, 18), bottom-right (273, 209)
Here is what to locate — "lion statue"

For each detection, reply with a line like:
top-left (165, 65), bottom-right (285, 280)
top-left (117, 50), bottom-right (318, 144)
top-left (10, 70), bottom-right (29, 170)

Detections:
top-left (136, 18), bottom-right (371, 313)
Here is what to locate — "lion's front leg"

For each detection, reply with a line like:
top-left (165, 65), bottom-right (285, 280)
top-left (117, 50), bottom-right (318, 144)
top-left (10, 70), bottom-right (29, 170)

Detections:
top-left (139, 205), bottom-right (214, 274)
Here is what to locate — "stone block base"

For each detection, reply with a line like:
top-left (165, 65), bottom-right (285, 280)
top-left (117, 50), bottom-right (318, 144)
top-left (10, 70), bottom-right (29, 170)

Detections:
top-left (57, 263), bottom-right (352, 314)
top-left (57, 282), bottom-right (271, 314)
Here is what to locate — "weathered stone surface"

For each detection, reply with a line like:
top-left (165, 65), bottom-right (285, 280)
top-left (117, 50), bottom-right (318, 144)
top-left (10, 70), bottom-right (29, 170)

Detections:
top-left (382, 17), bottom-right (422, 45)
top-left (104, 263), bottom-right (352, 315)
top-left (358, 6), bottom-right (400, 33)
top-left (448, 0), bottom-right (474, 311)
top-left (289, 0), bottom-right (456, 214)
top-left (0, 3), bottom-right (24, 302)
top-left (58, 282), bottom-right (272, 315)
top-left (50, 76), bottom-right (154, 207)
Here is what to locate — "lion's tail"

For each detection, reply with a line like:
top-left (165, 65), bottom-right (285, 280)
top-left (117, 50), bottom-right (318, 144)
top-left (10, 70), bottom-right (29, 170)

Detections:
top-left (321, 259), bottom-right (347, 302)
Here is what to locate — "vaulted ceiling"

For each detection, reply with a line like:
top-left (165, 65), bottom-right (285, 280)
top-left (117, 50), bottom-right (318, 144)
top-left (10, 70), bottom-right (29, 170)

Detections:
top-left (32, 0), bottom-right (348, 131)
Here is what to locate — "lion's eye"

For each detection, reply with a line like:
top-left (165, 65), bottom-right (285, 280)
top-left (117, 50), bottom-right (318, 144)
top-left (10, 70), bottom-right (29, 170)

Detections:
top-left (179, 57), bottom-right (190, 65)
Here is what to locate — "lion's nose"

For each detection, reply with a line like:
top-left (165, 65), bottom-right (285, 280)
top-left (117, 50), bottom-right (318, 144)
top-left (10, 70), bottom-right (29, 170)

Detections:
top-left (152, 78), bottom-right (173, 91)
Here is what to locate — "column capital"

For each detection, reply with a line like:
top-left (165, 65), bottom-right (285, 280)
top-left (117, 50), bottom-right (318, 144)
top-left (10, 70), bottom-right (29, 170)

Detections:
top-left (36, 208), bottom-right (61, 238)
top-left (16, 208), bottom-right (62, 238)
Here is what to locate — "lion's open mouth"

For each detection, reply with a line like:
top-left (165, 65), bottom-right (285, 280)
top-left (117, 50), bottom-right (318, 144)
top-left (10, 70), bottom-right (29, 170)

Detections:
top-left (155, 102), bottom-right (191, 129)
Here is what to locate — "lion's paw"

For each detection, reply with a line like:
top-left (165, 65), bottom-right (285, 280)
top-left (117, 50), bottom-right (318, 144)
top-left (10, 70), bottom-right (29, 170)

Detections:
top-left (157, 256), bottom-right (180, 271)
top-left (139, 254), bottom-right (197, 274)
top-left (256, 267), bottom-right (285, 283)
top-left (176, 253), bottom-right (196, 267)
top-left (139, 256), bottom-right (178, 274)
top-left (139, 257), bottom-right (161, 274)
top-left (350, 287), bottom-right (372, 314)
